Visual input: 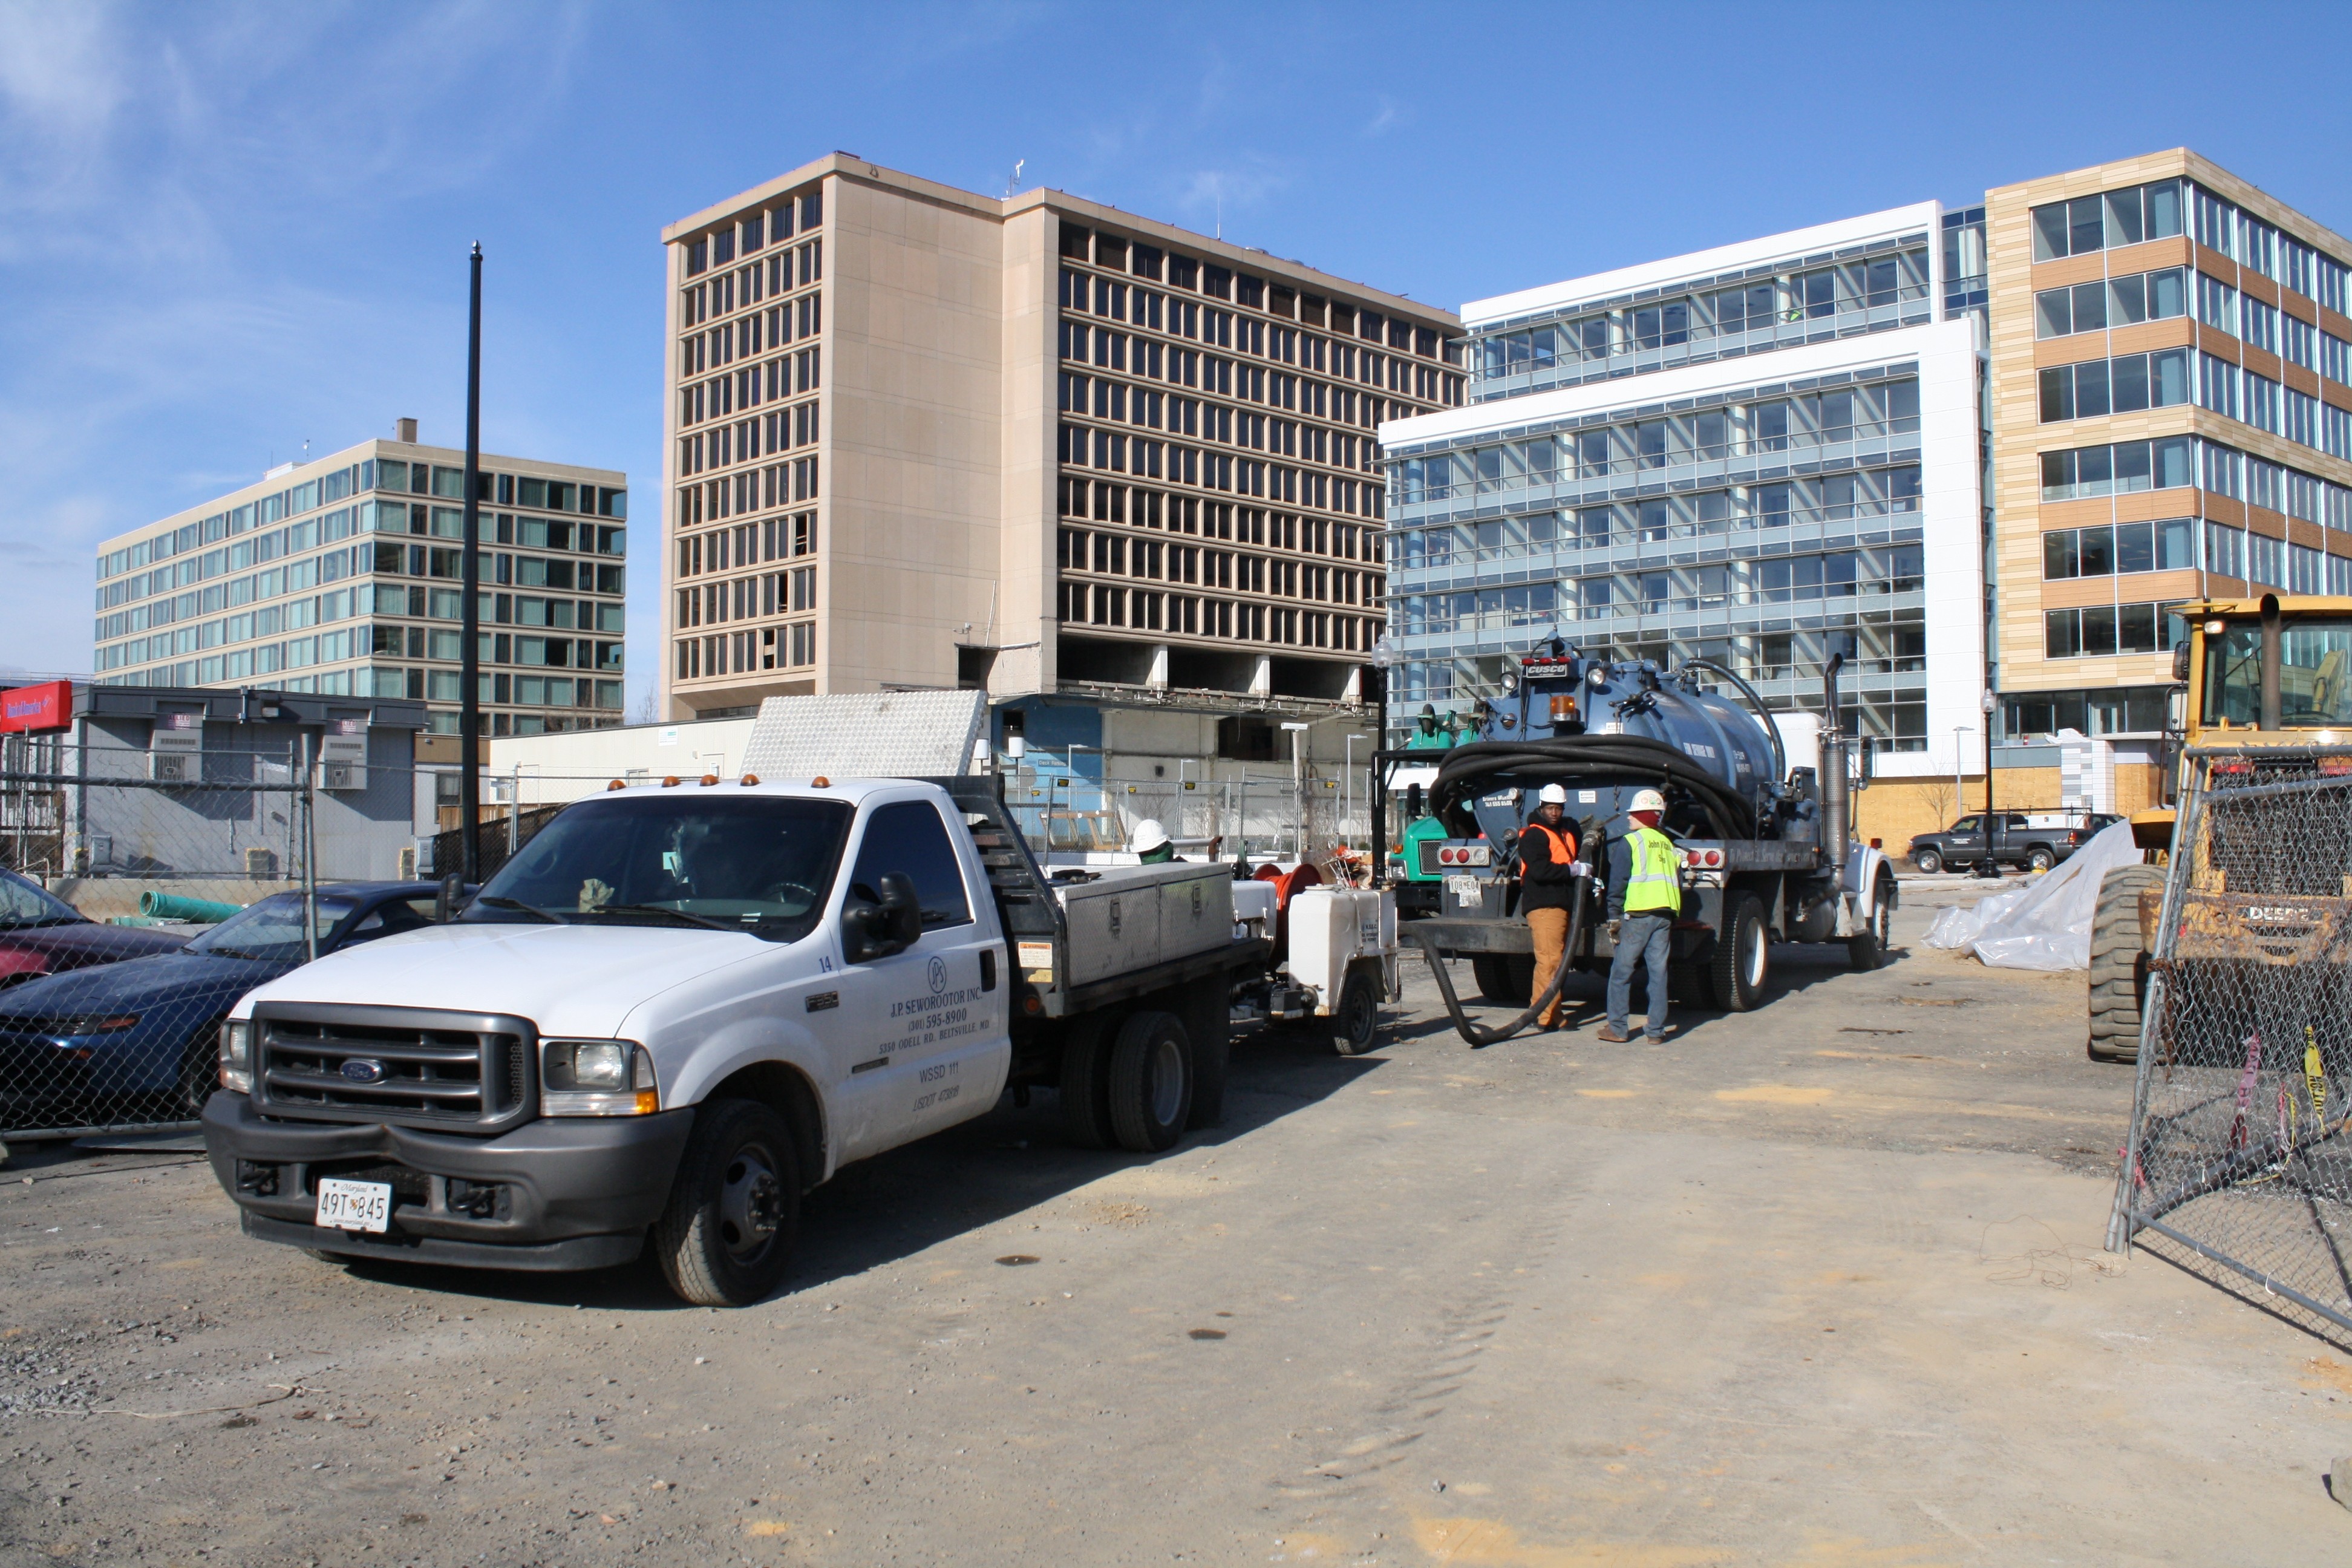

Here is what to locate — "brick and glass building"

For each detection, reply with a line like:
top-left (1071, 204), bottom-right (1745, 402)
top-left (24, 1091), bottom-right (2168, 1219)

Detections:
top-left (657, 154), bottom-right (1463, 720)
top-left (91, 422), bottom-right (627, 736)
top-left (1986, 150), bottom-right (2352, 746)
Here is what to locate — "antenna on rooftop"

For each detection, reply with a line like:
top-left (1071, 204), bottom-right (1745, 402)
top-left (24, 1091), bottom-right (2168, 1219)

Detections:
top-left (1006, 158), bottom-right (1024, 198)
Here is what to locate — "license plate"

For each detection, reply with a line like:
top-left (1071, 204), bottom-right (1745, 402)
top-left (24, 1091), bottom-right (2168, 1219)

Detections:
top-left (315, 1178), bottom-right (392, 1233)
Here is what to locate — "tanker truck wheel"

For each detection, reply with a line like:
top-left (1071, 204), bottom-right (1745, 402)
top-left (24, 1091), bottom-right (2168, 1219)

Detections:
top-left (2088, 863), bottom-right (2162, 1063)
top-left (1471, 955), bottom-right (1523, 1004)
top-left (1847, 869), bottom-right (1896, 972)
top-left (1710, 893), bottom-right (1768, 1012)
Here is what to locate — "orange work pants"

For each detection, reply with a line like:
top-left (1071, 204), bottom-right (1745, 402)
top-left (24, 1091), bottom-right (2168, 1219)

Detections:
top-left (1527, 906), bottom-right (1570, 1027)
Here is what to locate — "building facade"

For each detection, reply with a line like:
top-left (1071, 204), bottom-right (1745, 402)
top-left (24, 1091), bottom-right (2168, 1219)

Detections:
top-left (1985, 150), bottom-right (2352, 743)
top-left (1379, 204), bottom-right (1988, 800)
top-left (657, 154), bottom-right (1463, 720)
top-left (91, 423), bottom-right (629, 737)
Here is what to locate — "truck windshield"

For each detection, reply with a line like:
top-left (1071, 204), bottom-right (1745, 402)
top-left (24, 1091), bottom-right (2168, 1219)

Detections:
top-left (467, 796), bottom-right (853, 942)
top-left (2202, 619), bottom-right (2352, 727)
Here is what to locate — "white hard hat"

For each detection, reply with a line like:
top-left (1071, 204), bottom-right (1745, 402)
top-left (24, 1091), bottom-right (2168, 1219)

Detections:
top-left (1132, 818), bottom-right (1171, 852)
top-left (1538, 784), bottom-right (1568, 805)
top-left (1628, 788), bottom-right (1667, 814)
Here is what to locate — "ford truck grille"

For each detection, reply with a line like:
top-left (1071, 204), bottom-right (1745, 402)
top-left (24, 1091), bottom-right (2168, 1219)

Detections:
top-left (251, 1004), bottom-right (537, 1133)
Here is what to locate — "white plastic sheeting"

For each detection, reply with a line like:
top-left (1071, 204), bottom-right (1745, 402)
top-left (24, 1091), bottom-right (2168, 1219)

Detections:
top-left (1921, 820), bottom-right (2145, 971)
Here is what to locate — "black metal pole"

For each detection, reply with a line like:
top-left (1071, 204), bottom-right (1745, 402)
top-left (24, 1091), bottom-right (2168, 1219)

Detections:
top-left (460, 243), bottom-right (483, 883)
top-left (1981, 699), bottom-right (1998, 878)
top-left (1370, 666), bottom-right (1388, 887)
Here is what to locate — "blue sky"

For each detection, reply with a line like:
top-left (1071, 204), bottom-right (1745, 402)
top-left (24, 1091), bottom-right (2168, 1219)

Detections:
top-left (4, 1), bottom-right (2348, 715)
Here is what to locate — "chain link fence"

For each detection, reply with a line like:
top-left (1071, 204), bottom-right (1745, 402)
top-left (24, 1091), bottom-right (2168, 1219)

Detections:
top-left (2109, 745), bottom-right (2352, 1340)
top-left (1, 746), bottom-right (319, 1140)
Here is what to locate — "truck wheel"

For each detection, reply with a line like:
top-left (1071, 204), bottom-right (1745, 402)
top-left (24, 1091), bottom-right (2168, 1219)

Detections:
top-left (1059, 1016), bottom-right (1117, 1149)
top-left (1107, 1010), bottom-right (1193, 1154)
top-left (1471, 955), bottom-right (1519, 1004)
top-left (2027, 846), bottom-right (2056, 873)
top-left (1330, 969), bottom-right (1380, 1056)
top-left (1913, 849), bottom-right (1942, 875)
top-left (1847, 870), bottom-right (1896, 972)
top-left (1710, 893), bottom-right (1768, 1013)
top-left (2088, 863), bottom-right (2162, 1063)
top-left (653, 1098), bottom-right (800, 1308)
top-left (1668, 962), bottom-right (1712, 1011)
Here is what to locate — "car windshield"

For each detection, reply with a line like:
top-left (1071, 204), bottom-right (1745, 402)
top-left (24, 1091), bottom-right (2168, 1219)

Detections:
top-left (2203, 618), bottom-right (2352, 727)
top-left (0, 871), bottom-right (83, 929)
top-left (465, 795), bottom-right (852, 942)
top-left (188, 893), bottom-right (362, 962)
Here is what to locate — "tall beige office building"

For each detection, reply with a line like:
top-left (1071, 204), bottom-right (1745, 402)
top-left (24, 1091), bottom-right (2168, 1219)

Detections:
top-left (658, 154), bottom-right (1463, 719)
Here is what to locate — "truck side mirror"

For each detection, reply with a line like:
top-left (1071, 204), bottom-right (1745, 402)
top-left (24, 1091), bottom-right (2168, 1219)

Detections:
top-left (876, 872), bottom-right (923, 947)
top-left (1405, 783), bottom-right (1424, 820)
top-left (436, 871), bottom-right (464, 923)
top-left (2172, 642), bottom-right (2192, 682)
top-left (841, 873), bottom-right (924, 964)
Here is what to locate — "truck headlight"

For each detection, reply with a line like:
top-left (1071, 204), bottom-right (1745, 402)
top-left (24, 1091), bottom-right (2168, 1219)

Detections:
top-left (218, 1019), bottom-right (253, 1094)
top-left (541, 1039), bottom-right (658, 1117)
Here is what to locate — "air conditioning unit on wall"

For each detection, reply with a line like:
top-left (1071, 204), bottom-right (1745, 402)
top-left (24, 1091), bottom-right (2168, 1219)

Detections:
top-left (150, 710), bottom-right (203, 782)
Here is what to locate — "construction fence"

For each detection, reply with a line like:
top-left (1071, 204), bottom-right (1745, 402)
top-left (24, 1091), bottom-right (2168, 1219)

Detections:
top-left (2, 745), bottom-right (325, 1140)
top-left (2109, 745), bottom-right (2352, 1341)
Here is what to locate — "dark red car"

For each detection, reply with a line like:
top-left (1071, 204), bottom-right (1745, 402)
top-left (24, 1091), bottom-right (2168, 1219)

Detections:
top-left (0, 868), bottom-right (188, 990)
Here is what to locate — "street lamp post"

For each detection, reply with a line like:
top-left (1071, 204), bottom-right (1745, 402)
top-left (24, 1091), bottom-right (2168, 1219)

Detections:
top-left (1979, 688), bottom-right (2000, 879)
top-left (1343, 731), bottom-right (1363, 852)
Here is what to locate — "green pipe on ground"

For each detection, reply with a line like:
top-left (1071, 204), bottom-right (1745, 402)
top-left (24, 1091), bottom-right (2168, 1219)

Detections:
top-left (137, 891), bottom-right (244, 923)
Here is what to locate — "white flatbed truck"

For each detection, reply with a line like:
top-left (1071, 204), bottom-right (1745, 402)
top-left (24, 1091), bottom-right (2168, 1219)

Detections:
top-left (203, 770), bottom-right (1275, 1304)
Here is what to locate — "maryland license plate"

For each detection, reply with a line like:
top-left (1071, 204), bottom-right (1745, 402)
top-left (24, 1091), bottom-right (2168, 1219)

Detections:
top-left (315, 1178), bottom-right (391, 1233)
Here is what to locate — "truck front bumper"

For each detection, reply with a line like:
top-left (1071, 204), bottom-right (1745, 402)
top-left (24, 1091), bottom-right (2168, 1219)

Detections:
top-left (202, 1092), bottom-right (694, 1272)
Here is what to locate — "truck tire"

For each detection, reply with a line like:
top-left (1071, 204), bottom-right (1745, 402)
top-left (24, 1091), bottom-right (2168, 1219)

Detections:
top-left (2027, 845), bottom-right (2056, 873)
top-left (2088, 863), bottom-right (2163, 1063)
top-left (1847, 869), bottom-right (1896, 972)
top-left (1060, 1016), bottom-right (1117, 1149)
top-left (1913, 848), bottom-right (1942, 875)
top-left (1471, 955), bottom-right (1521, 1004)
top-left (1182, 987), bottom-right (1230, 1131)
top-left (1710, 893), bottom-right (1768, 1013)
top-left (1330, 967), bottom-right (1380, 1056)
top-left (1107, 1010), bottom-right (1193, 1154)
top-left (653, 1098), bottom-right (800, 1308)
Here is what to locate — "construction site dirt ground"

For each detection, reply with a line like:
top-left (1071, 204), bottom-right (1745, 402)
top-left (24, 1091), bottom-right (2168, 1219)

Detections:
top-left (5, 879), bottom-right (2350, 1566)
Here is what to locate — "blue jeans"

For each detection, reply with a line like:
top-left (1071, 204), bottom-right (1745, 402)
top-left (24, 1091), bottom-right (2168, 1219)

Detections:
top-left (1606, 913), bottom-right (1673, 1037)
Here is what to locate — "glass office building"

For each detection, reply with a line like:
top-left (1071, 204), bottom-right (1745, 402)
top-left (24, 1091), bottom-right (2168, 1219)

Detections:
top-left (92, 427), bottom-right (628, 737)
top-left (1380, 203), bottom-right (1989, 772)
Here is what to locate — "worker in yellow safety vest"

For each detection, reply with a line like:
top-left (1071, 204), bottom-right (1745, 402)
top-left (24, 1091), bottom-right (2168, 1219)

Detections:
top-left (1596, 788), bottom-right (1681, 1044)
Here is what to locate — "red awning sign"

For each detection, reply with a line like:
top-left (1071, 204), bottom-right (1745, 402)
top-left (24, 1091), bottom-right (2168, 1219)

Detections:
top-left (0, 681), bottom-right (73, 735)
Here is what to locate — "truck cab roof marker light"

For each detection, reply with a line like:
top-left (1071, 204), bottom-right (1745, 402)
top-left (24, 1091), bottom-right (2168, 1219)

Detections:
top-left (700, 774), bottom-right (719, 786)
top-left (662, 776), bottom-right (681, 787)
top-left (811, 776), bottom-right (830, 788)
top-left (607, 779), bottom-right (626, 791)
top-left (740, 774), bottom-right (759, 786)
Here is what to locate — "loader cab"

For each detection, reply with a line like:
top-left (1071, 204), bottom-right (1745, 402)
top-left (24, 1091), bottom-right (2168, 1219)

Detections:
top-left (2189, 599), bottom-right (2352, 734)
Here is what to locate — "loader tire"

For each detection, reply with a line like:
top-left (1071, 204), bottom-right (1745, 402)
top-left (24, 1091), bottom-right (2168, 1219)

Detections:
top-left (2088, 863), bottom-right (2163, 1063)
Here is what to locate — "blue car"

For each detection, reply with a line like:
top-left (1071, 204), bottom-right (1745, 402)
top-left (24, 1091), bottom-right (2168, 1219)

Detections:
top-left (0, 883), bottom-right (448, 1128)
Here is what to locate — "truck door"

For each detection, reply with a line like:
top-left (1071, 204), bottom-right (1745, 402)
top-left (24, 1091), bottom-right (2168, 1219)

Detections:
top-left (1947, 814), bottom-right (1985, 866)
top-left (829, 798), bottom-right (1010, 1160)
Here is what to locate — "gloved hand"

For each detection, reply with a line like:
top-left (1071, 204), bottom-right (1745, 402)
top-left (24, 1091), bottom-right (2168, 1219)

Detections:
top-left (1570, 861), bottom-right (1590, 879)
top-left (1607, 920), bottom-right (1621, 941)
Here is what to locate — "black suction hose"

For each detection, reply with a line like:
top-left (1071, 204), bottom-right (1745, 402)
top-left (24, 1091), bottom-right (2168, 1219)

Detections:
top-left (1431, 737), bottom-right (1757, 841)
top-left (1408, 867), bottom-right (1592, 1048)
